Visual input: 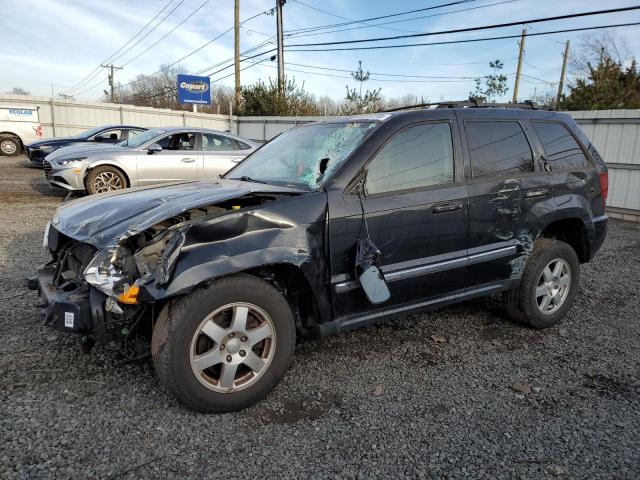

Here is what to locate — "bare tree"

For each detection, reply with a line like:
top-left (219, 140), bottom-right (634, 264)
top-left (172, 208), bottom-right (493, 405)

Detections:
top-left (571, 31), bottom-right (631, 75)
top-left (5, 87), bottom-right (30, 95)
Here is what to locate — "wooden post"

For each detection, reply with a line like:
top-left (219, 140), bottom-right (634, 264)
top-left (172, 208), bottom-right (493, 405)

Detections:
top-left (512, 29), bottom-right (526, 103)
top-left (556, 41), bottom-right (570, 111)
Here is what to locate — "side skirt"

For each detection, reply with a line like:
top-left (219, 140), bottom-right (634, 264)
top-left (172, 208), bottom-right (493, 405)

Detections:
top-left (314, 279), bottom-right (519, 337)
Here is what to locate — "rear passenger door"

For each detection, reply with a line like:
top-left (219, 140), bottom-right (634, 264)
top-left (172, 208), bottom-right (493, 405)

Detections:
top-left (460, 114), bottom-right (550, 287)
top-left (200, 132), bottom-right (246, 179)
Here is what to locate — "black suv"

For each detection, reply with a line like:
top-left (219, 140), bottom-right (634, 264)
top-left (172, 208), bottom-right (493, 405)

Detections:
top-left (32, 103), bottom-right (608, 412)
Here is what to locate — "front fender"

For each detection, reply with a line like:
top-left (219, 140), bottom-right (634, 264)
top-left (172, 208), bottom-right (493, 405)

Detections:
top-left (140, 198), bottom-right (329, 305)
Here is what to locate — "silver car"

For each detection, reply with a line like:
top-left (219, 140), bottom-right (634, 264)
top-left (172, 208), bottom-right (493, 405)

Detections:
top-left (43, 127), bottom-right (258, 194)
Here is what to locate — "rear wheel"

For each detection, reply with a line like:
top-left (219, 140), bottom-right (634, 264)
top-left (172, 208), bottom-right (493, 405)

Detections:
top-left (85, 166), bottom-right (127, 194)
top-left (152, 274), bottom-right (296, 413)
top-left (503, 238), bottom-right (580, 329)
top-left (0, 135), bottom-right (20, 156)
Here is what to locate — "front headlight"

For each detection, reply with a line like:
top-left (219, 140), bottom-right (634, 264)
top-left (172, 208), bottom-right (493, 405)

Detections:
top-left (33, 145), bottom-right (54, 151)
top-left (56, 156), bottom-right (87, 166)
top-left (83, 246), bottom-right (135, 297)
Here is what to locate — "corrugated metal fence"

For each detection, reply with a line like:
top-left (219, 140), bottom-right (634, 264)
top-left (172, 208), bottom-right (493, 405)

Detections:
top-left (571, 110), bottom-right (640, 221)
top-left (1, 94), bottom-right (637, 220)
top-left (0, 94), bottom-right (231, 137)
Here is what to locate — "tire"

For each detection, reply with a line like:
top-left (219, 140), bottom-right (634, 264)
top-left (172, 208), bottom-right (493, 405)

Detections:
top-left (0, 135), bottom-right (21, 156)
top-left (502, 238), bottom-right (580, 329)
top-left (85, 166), bottom-right (127, 194)
top-left (152, 274), bottom-right (296, 413)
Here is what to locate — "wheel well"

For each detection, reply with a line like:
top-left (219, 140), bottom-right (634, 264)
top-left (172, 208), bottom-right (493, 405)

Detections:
top-left (85, 164), bottom-right (130, 188)
top-left (246, 264), bottom-right (320, 335)
top-left (540, 218), bottom-right (590, 263)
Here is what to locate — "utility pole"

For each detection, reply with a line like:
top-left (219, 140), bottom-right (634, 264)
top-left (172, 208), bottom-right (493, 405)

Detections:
top-left (101, 64), bottom-right (122, 103)
top-left (234, 0), bottom-right (241, 107)
top-left (556, 40), bottom-right (570, 110)
top-left (276, 0), bottom-right (285, 95)
top-left (512, 29), bottom-right (526, 103)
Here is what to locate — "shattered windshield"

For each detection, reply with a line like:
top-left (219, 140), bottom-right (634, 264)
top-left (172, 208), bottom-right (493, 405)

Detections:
top-left (226, 122), bottom-right (378, 189)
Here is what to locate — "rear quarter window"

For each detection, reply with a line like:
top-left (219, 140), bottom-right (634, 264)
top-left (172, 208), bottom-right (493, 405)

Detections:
top-left (466, 120), bottom-right (534, 177)
top-left (532, 121), bottom-right (589, 170)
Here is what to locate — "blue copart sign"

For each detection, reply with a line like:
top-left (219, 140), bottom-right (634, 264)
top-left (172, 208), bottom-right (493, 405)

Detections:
top-left (176, 74), bottom-right (211, 105)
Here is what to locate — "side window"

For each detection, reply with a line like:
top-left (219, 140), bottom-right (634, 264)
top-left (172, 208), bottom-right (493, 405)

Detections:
top-left (234, 140), bottom-right (252, 150)
top-left (466, 121), bottom-right (534, 177)
top-left (127, 129), bottom-right (143, 141)
top-left (202, 133), bottom-right (236, 151)
top-left (532, 121), bottom-right (588, 170)
top-left (157, 132), bottom-right (196, 151)
top-left (96, 129), bottom-right (121, 141)
top-left (365, 122), bottom-right (454, 195)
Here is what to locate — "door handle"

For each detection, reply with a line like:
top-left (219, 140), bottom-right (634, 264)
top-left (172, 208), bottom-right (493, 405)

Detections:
top-left (525, 188), bottom-right (550, 198)
top-left (231, 158), bottom-right (243, 163)
top-left (433, 201), bottom-right (463, 214)
top-left (181, 158), bottom-right (196, 163)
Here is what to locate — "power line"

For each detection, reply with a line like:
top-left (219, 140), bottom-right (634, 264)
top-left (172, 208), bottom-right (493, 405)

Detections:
top-left (285, 21), bottom-right (640, 52)
top-left (254, 63), bottom-right (479, 83)
top-left (115, 8), bottom-right (274, 92)
top-left (120, 0), bottom-right (211, 67)
top-left (63, 0), bottom-right (175, 94)
top-left (284, 61), bottom-right (480, 79)
top-left (286, 0), bottom-right (517, 39)
top-left (286, 6), bottom-right (640, 48)
top-left (287, 0), bottom-right (480, 35)
top-left (108, 0), bottom-right (186, 63)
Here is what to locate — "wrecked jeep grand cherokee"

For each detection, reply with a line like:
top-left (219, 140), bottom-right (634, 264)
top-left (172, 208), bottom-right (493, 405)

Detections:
top-left (33, 103), bottom-right (608, 412)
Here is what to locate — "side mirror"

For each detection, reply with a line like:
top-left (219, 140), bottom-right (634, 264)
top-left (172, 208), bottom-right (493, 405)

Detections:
top-left (147, 143), bottom-right (162, 154)
top-left (355, 237), bottom-right (390, 304)
top-left (94, 135), bottom-right (106, 142)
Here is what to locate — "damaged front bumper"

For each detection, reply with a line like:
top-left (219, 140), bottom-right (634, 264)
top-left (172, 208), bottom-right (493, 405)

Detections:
top-left (32, 264), bottom-right (147, 358)
top-left (34, 264), bottom-right (107, 334)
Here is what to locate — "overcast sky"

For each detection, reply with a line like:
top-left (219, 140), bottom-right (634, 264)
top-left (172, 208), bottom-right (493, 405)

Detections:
top-left (2, 0), bottom-right (639, 103)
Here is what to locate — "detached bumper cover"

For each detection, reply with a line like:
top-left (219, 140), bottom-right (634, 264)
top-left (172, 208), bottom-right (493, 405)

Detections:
top-left (37, 265), bottom-right (105, 333)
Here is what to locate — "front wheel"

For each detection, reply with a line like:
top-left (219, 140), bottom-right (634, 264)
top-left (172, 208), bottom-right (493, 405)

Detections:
top-left (503, 238), bottom-right (580, 329)
top-left (152, 274), bottom-right (296, 413)
top-left (85, 166), bottom-right (127, 194)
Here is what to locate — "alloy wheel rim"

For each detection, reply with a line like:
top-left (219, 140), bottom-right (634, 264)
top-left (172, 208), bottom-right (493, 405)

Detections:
top-left (535, 258), bottom-right (571, 315)
top-left (1, 140), bottom-right (17, 154)
top-left (190, 302), bottom-right (276, 393)
top-left (93, 171), bottom-right (123, 192)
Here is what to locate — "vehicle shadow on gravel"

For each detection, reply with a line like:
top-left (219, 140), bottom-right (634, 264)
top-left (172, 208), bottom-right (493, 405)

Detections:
top-left (28, 177), bottom-right (69, 200)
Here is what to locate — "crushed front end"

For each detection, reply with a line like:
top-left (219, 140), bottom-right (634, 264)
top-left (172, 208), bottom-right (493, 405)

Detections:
top-left (33, 223), bottom-right (152, 358)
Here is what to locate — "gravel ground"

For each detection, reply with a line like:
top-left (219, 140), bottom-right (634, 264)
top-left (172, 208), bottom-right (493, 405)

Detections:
top-left (1, 154), bottom-right (639, 479)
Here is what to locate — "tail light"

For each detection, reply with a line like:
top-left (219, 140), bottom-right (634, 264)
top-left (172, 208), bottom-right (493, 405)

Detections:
top-left (598, 171), bottom-right (608, 207)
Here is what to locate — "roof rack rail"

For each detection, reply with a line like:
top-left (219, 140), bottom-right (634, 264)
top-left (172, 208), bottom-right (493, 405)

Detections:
top-left (382, 98), bottom-right (549, 113)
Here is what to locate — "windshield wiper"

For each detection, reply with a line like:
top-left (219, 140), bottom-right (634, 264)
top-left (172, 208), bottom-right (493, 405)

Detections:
top-left (232, 176), bottom-right (268, 184)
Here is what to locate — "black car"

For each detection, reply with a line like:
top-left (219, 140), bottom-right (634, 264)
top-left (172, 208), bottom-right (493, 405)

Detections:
top-left (25, 125), bottom-right (146, 166)
top-left (32, 101), bottom-right (608, 413)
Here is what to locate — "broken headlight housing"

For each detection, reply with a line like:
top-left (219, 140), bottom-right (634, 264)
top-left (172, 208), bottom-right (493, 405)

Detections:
top-left (83, 246), bottom-right (136, 297)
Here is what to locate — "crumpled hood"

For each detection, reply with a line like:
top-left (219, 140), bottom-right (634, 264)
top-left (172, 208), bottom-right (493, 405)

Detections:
top-left (45, 143), bottom-right (126, 162)
top-left (52, 180), bottom-right (304, 249)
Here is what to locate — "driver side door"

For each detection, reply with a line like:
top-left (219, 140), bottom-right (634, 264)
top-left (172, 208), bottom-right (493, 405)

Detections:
top-left (136, 131), bottom-right (200, 185)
